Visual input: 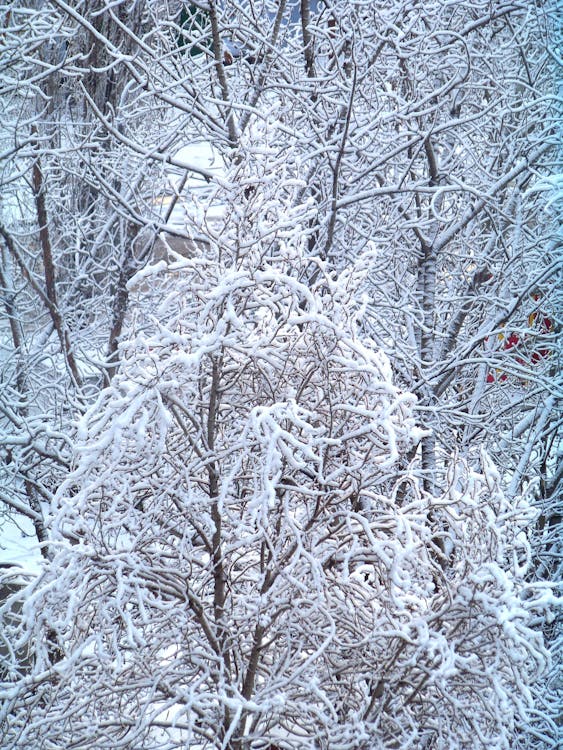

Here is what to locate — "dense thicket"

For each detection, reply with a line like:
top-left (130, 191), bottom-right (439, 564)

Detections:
top-left (0, 1), bottom-right (560, 748)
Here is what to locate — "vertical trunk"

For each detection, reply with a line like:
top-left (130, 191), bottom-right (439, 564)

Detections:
top-left (416, 135), bottom-right (441, 497)
top-left (106, 226), bottom-right (139, 383)
top-left (301, 0), bottom-right (316, 79)
top-left (31, 139), bottom-right (82, 390)
top-left (206, 355), bottom-right (234, 744)
top-left (418, 239), bottom-right (437, 496)
top-left (208, 0), bottom-right (238, 149)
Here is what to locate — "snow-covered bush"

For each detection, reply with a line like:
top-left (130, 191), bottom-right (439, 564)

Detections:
top-left (0, 234), bottom-right (549, 749)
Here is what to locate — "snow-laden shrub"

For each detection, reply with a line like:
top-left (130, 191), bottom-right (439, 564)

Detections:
top-left (0, 240), bottom-right (549, 750)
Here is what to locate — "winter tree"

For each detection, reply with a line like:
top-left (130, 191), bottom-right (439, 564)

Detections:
top-left (0, 0), bottom-right (560, 747)
top-left (0, 226), bottom-right (552, 748)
